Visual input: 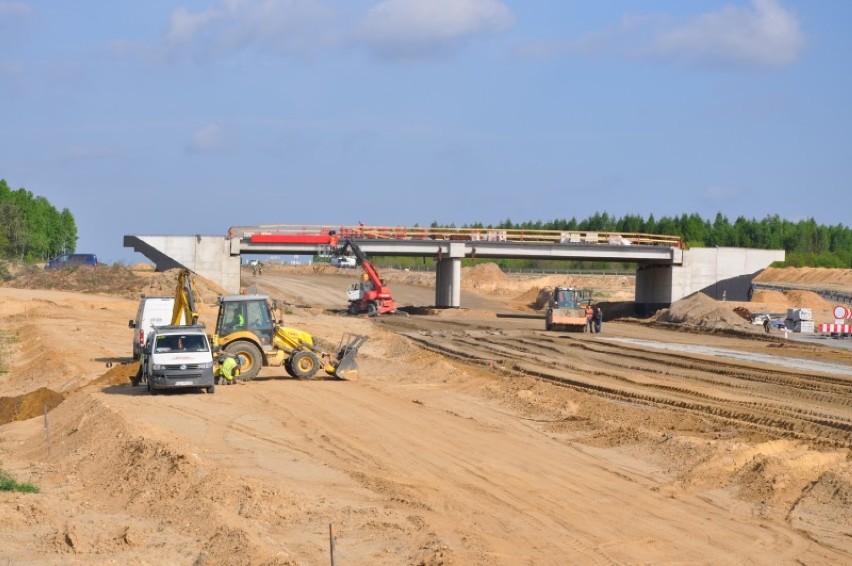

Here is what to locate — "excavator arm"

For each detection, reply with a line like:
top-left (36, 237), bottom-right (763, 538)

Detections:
top-left (335, 238), bottom-right (397, 316)
top-left (172, 268), bottom-right (200, 325)
top-left (338, 239), bottom-right (382, 289)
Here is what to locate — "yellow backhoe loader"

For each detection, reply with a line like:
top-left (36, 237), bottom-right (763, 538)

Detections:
top-left (213, 294), bottom-right (366, 381)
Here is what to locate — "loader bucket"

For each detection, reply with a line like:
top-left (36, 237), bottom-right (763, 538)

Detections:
top-left (326, 334), bottom-right (368, 380)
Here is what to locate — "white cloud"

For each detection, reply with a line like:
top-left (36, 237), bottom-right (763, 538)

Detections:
top-left (166, 6), bottom-right (224, 43)
top-left (648, 0), bottom-right (805, 68)
top-left (519, 0), bottom-right (805, 69)
top-left (162, 0), bottom-right (337, 60)
top-left (355, 0), bottom-right (514, 60)
top-left (187, 123), bottom-right (229, 153)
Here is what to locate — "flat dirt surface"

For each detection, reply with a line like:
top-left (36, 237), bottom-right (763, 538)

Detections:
top-left (2, 264), bottom-right (852, 564)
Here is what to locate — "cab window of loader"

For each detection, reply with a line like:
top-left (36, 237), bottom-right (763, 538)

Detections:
top-left (556, 290), bottom-right (576, 308)
top-left (246, 301), bottom-right (272, 331)
top-left (221, 302), bottom-right (246, 331)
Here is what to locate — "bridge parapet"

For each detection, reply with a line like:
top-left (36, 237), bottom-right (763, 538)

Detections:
top-left (228, 224), bottom-right (684, 248)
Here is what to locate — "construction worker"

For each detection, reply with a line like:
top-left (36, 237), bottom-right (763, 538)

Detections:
top-left (585, 304), bottom-right (594, 333)
top-left (219, 354), bottom-right (242, 384)
top-left (228, 309), bottom-right (245, 332)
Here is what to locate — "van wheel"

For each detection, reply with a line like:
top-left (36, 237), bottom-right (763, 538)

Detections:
top-left (206, 385), bottom-right (215, 394)
top-left (224, 341), bottom-right (262, 380)
top-left (148, 382), bottom-right (158, 396)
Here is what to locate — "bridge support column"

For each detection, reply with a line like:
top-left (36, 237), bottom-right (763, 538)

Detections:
top-left (435, 242), bottom-right (465, 308)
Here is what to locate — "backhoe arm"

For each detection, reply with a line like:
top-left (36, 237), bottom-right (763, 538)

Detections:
top-left (172, 268), bottom-right (200, 325)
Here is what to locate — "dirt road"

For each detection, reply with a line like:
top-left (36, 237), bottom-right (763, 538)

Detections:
top-left (2, 267), bottom-right (852, 564)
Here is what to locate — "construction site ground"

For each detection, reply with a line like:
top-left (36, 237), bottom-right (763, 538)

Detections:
top-left (1, 263), bottom-right (852, 565)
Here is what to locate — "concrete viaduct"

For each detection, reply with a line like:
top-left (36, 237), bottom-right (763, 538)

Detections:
top-left (124, 224), bottom-right (784, 312)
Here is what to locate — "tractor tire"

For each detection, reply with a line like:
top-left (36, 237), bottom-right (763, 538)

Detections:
top-left (367, 302), bottom-right (380, 318)
top-left (348, 302), bottom-right (360, 316)
top-left (224, 341), bottom-right (263, 380)
top-left (284, 358), bottom-right (297, 378)
top-left (289, 350), bottom-right (320, 379)
top-left (206, 384), bottom-right (215, 394)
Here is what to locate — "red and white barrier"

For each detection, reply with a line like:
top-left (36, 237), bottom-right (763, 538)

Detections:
top-left (819, 323), bottom-right (852, 333)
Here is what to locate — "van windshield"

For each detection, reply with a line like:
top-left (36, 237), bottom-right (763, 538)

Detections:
top-left (154, 334), bottom-right (209, 353)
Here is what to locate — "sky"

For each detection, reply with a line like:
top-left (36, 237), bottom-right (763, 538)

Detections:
top-left (1, 0), bottom-right (850, 263)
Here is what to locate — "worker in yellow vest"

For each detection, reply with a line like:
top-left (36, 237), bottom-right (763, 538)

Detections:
top-left (218, 354), bottom-right (243, 384)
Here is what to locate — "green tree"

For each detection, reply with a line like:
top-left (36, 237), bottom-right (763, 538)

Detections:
top-left (0, 179), bottom-right (77, 261)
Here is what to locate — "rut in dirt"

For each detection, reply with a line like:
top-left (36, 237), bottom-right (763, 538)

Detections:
top-left (400, 329), bottom-right (852, 449)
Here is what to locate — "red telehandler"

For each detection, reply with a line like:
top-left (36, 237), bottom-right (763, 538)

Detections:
top-left (336, 238), bottom-right (397, 317)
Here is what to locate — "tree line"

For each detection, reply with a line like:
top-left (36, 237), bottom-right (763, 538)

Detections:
top-left (435, 212), bottom-right (852, 269)
top-left (0, 179), bottom-right (77, 261)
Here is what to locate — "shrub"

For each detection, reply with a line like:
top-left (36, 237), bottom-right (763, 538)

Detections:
top-left (0, 469), bottom-right (39, 493)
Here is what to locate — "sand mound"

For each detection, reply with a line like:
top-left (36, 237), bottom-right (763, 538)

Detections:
top-left (137, 269), bottom-right (227, 305)
top-left (1, 263), bottom-right (226, 304)
top-left (129, 262), bottom-right (155, 271)
top-left (784, 290), bottom-right (832, 310)
top-left (753, 290), bottom-right (788, 304)
top-left (2, 264), bottom-right (145, 297)
top-left (0, 387), bottom-right (64, 425)
top-left (28, 393), bottom-right (289, 563)
top-left (463, 263), bottom-right (510, 289)
top-left (656, 292), bottom-right (757, 332)
top-left (756, 267), bottom-right (852, 290)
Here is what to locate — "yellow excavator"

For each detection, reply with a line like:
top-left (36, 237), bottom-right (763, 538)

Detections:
top-left (170, 269), bottom-right (364, 381)
top-left (212, 294), bottom-right (366, 381)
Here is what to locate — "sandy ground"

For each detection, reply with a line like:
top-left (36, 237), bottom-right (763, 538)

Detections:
top-left (1, 265), bottom-right (852, 564)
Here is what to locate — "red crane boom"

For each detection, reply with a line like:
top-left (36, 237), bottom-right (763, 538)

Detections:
top-left (337, 239), bottom-right (397, 317)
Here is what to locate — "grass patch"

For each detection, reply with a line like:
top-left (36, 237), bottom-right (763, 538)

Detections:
top-left (0, 469), bottom-right (39, 493)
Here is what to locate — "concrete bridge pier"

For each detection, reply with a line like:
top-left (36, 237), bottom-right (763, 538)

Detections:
top-left (435, 242), bottom-right (465, 308)
top-left (634, 247), bottom-right (785, 315)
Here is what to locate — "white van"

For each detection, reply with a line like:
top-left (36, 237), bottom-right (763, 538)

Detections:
top-left (129, 296), bottom-right (182, 359)
top-left (140, 325), bottom-right (215, 394)
top-left (332, 256), bottom-right (357, 268)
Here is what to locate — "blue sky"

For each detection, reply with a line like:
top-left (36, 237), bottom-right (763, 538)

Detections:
top-left (1, 0), bottom-right (849, 263)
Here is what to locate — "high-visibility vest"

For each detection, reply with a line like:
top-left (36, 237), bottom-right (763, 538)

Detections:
top-left (221, 356), bottom-right (238, 379)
